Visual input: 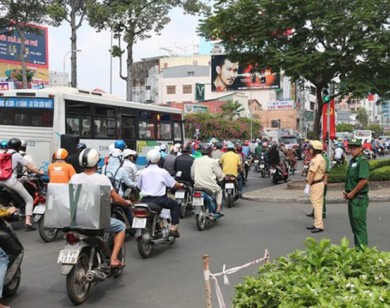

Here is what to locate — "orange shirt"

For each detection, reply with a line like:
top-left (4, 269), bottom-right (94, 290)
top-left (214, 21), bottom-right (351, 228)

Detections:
top-left (48, 161), bottom-right (76, 183)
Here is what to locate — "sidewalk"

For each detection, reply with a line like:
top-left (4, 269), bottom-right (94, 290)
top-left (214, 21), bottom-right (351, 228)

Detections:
top-left (242, 180), bottom-right (390, 204)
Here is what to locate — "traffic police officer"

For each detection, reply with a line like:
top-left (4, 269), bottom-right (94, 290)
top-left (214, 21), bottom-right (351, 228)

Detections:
top-left (343, 138), bottom-right (370, 250)
top-left (305, 140), bottom-right (326, 233)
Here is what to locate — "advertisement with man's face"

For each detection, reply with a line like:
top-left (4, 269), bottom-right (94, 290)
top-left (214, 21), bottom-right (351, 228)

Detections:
top-left (211, 55), bottom-right (280, 92)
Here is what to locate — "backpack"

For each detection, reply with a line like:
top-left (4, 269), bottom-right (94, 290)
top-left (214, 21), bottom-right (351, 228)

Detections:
top-left (104, 157), bottom-right (124, 193)
top-left (0, 151), bottom-right (15, 181)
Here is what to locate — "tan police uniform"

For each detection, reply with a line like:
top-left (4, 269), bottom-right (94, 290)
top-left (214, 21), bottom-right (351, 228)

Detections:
top-left (306, 153), bottom-right (326, 229)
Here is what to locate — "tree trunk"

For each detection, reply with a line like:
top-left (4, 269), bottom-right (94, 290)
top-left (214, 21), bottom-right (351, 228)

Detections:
top-left (70, 8), bottom-right (78, 88)
top-left (313, 88), bottom-right (324, 139)
top-left (126, 34), bottom-right (134, 101)
top-left (17, 29), bottom-right (28, 89)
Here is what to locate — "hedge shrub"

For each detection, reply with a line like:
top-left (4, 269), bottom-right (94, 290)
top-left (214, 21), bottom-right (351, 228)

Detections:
top-left (328, 158), bottom-right (390, 183)
top-left (233, 238), bottom-right (390, 307)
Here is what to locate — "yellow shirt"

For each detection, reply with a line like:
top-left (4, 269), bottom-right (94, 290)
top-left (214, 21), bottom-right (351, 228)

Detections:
top-left (220, 151), bottom-right (241, 177)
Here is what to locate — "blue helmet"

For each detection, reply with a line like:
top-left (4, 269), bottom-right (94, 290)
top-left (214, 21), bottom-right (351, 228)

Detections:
top-left (0, 139), bottom-right (8, 149)
top-left (76, 142), bottom-right (87, 152)
top-left (114, 140), bottom-right (127, 151)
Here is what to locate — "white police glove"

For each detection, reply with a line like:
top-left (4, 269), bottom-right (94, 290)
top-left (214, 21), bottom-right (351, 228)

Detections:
top-left (304, 184), bottom-right (310, 196)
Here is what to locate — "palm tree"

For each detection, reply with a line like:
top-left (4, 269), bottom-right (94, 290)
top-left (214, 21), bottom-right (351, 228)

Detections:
top-left (221, 100), bottom-right (244, 120)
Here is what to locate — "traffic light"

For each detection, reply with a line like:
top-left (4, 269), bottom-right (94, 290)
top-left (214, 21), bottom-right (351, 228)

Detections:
top-left (322, 85), bottom-right (331, 104)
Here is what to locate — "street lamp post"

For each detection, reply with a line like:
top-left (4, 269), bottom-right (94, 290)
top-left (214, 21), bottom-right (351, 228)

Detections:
top-left (63, 49), bottom-right (81, 86)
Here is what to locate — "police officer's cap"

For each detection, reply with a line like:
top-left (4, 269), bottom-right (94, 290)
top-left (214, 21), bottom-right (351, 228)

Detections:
top-left (309, 140), bottom-right (323, 151)
top-left (348, 138), bottom-right (362, 147)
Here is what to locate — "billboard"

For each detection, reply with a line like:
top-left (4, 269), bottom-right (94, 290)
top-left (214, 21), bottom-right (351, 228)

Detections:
top-left (211, 55), bottom-right (280, 92)
top-left (0, 25), bottom-right (49, 88)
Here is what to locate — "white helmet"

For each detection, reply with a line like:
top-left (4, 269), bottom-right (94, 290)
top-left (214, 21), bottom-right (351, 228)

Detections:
top-left (108, 144), bottom-right (115, 154)
top-left (146, 149), bottom-right (161, 164)
top-left (79, 148), bottom-right (100, 167)
top-left (160, 144), bottom-right (167, 151)
top-left (173, 143), bottom-right (181, 153)
top-left (123, 149), bottom-right (137, 158)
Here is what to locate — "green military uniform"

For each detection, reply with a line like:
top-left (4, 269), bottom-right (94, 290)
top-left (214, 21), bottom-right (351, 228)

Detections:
top-left (345, 142), bottom-right (370, 249)
top-left (322, 152), bottom-right (331, 216)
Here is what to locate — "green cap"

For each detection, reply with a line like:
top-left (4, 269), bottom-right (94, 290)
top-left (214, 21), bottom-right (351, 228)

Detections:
top-left (348, 138), bottom-right (362, 146)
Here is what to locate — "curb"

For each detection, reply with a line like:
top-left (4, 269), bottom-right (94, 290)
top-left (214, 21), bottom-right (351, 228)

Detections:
top-left (242, 195), bottom-right (390, 204)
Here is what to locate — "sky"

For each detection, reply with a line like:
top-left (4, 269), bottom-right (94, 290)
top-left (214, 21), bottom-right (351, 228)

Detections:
top-left (48, 8), bottom-right (211, 98)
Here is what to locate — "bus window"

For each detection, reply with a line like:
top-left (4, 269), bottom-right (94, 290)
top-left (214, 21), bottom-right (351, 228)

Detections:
top-left (173, 122), bottom-right (182, 141)
top-left (121, 116), bottom-right (136, 139)
top-left (1, 107), bottom-right (53, 127)
top-left (94, 106), bottom-right (116, 138)
top-left (139, 120), bottom-right (155, 139)
top-left (65, 101), bottom-right (92, 137)
top-left (158, 122), bottom-right (172, 139)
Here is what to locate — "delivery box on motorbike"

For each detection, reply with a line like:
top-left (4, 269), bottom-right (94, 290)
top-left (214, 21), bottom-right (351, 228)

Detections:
top-left (44, 183), bottom-right (111, 229)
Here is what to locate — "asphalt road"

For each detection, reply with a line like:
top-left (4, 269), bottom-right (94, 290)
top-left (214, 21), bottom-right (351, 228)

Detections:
top-left (4, 165), bottom-right (390, 308)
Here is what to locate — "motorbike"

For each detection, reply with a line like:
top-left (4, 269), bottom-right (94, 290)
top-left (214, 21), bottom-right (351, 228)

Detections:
top-left (243, 155), bottom-right (253, 183)
top-left (363, 149), bottom-right (373, 160)
top-left (111, 203), bottom-right (133, 238)
top-left (58, 226), bottom-right (126, 305)
top-left (0, 211), bottom-right (24, 298)
top-left (192, 188), bottom-right (222, 231)
top-left (223, 174), bottom-right (238, 208)
top-left (131, 203), bottom-right (176, 258)
top-left (332, 156), bottom-right (345, 168)
top-left (253, 158), bottom-right (260, 173)
top-left (172, 179), bottom-right (193, 219)
top-left (258, 153), bottom-right (270, 178)
top-left (270, 162), bottom-right (289, 185)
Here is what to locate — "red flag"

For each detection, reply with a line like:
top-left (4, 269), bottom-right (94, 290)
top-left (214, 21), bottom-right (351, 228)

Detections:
top-left (322, 99), bottom-right (335, 140)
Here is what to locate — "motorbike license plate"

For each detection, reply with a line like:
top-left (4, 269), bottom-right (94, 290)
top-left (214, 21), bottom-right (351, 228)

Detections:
top-left (175, 191), bottom-right (185, 199)
top-left (254, 160), bottom-right (259, 164)
top-left (57, 250), bottom-right (80, 264)
top-left (33, 205), bottom-right (45, 215)
top-left (192, 197), bottom-right (204, 206)
top-left (132, 217), bottom-right (147, 229)
top-left (270, 169), bottom-right (276, 174)
top-left (304, 166), bottom-right (308, 169)
top-left (225, 183), bottom-right (235, 189)
top-left (260, 164), bottom-right (265, 168)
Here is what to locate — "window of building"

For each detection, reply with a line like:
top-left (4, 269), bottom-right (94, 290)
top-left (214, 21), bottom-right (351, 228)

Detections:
top-left (193, 60), bottom-right (198, 65)
top-left (182, 85), bottom-right (192, 94)
top-left (187, 71), bottom-right (195, 76)
top-left (163, 63), bottom-right (168, 69)
top-left (167, 86), bottom-right (176, 94)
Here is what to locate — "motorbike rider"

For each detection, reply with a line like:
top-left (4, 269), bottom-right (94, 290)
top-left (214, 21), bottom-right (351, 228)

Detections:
top-left (122, 149), bottom-right (139, 201)
top-left (17, 139), bottom-right (37, 176)
top-left (0, 206), bottom-right (17, 308)
top-left (69, 143), bottom-right (87, 173)
top-left (285, 144), bottom-right (297, 171)
top-left (0, 140), bottom-right (7, 154)
top-left (174, 142), bottom-right (195, 187)
top-left (191, 143), bottom-right (225, 216)
top-left (267, 143), bottom-right (288, 176)
top-left (0, 138), bottom-right (44, 231)
top-left (137, 149), bottom-right (183, 238)
top-left (48, 148), bottom-right (76, 183)
top-left (102, 148), bottom-right (136, 196)
top-left (69, 148), bottom-right (132, 267)
top-left (211, 142), bottom-right (224, 160)
top-left (220, 142), bottom-right (242, 196)
top-left (162, 143), bottom-right (181, 176)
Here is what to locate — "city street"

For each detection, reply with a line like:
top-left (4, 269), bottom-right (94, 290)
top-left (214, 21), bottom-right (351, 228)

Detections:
top-left (4, 168), bottom-right (390, 308)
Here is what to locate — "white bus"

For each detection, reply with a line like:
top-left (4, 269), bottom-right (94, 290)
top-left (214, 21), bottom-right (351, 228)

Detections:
top-left (0, 87), bottom-right (184, 166)
top-left (353, 130), bottom-right (373, 143)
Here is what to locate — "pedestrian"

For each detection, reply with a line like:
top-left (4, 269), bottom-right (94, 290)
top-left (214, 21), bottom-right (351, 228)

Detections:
top-left (343, 138), bottom-right (370, 250)
top-left (304, 140), bottom-right (326, 233)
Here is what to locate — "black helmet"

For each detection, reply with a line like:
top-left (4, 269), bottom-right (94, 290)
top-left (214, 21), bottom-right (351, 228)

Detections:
top-left (8, 138), bottom-right (21, 151)
top-left (215, 142), bottom-right (222, 150)
top-left (76, 143), bottom-right (87, 152)
top-left (182, 142), bottom-right (192, 153)
top-left (201, 143), bottom-right (213, 155)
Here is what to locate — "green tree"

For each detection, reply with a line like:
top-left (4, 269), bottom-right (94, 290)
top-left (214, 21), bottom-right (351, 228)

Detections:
top-left (367, 124), bottom-right (382, 136)
top-left (199, 0), bottom-right (390, 137)
top-left (336, 123), bottom-right (354, 133)
top-left (47, 0), bottom-right (91, 88)
top-left (184, 113), bottom-right (261, 140)
top-left (356, 107), bottom-right (369, 128)
top-left (87, 0), bottom-right (210, 101)
top-left (220, 100), bottom-right (244, 120)
top-left (0, 0), bottom-right (51, 88)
